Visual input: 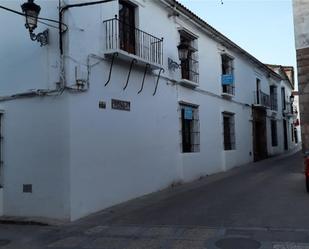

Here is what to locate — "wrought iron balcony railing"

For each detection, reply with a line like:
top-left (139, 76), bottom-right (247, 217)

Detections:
top-left (254, 90), bottom-right (270, 108)
top-left (284, 102), bottom-right (298, 117)
top-left (103, 17), bottom-right (163, 66)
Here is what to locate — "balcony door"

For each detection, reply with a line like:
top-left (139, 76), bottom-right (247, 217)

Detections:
top-left (119, 0), bottom-right (136, 54)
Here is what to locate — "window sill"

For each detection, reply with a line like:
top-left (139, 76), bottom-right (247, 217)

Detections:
top-left (181, 152), bottom-right (200, 154)
top-left (221, 92), bottom-right (234, 99)
top-left (178, 79), bottom-right (199, 88)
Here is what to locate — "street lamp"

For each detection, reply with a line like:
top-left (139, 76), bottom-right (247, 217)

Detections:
top-left (168, 43), bottom-right (190, 71)
top-left (290, 95), bottom-right (295, 103)
top-left (177, 43), bottom-right (190, 61)
top-left (21, 0), bottom-right (48, 46)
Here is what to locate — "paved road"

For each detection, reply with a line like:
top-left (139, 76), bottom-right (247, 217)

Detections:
top-left (1, 150), bottom-right (309, 249)
top-left (106, 150), bottom-right (308, 229)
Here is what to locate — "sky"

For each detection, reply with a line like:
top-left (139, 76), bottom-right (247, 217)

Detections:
top-left (177, 0), bottom-right (296, 70)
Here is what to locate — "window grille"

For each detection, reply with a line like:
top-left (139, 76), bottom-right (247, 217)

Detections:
top-left (179, 104), bottom-right (200, 153)
top-left (270, 86), bottom-right (278, 111)
top-left (222, 112), bottom-right (235, 150)
top-left (271, 120), bottom-right (278, 147)
top-left (221, 54), bottom-right (235, 95)
top-left (179, 31), bottom-right (199, 83)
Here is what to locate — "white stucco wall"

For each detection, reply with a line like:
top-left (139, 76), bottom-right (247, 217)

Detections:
top-left (0, 0), bottom-right (297, 221)
top-left (0, 0), bottom-right (70, 220)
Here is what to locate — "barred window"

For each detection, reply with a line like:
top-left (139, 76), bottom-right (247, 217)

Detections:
top-left (179, 104), bottom-right (200, 153)
top-left (222, 112), bottom-right (235, 150)
top-left (179, 30), bottom-right (199, 83)
top-left (270, 86), bottom-right (278, 111)
top-left (221, 54), bottom-right (234, 95)
top-left (271, 120), bottom-right (278, 147)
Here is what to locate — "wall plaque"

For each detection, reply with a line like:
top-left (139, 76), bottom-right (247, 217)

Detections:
top-left (111, 99), bottom-right (130, 111)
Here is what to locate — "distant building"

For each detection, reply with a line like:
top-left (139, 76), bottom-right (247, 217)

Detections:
top-left (0, 0), bottom-right (299, 221)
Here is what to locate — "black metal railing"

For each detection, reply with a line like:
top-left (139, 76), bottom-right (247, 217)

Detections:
top-left (284, 102), bottom-right (298, 116)
top-left (103, 17), bottom-right (163, 65)
top-left (181, 57), bottom-right (199, 83)
top-left (254, 90), bottom-right (270, 108)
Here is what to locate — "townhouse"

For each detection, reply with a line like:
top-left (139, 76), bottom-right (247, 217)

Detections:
top-left (0, 0), bottom-right (299, 221)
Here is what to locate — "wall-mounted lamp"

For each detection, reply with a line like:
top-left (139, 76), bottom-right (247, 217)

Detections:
top-left (290, 95), bottom-right (295, 103)
top-left (168, 43), bottom-right (190, 71)
top-left (21, 0), bottom-right (48, 46)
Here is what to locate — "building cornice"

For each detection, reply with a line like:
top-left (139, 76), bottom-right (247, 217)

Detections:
top-left (160, 0), bottom-right (282, 81)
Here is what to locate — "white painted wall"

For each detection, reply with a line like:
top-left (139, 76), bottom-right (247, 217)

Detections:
top-left (0, 0), bottom-right (70, 220)
top-left (0, 0), bottom-right (297, 221)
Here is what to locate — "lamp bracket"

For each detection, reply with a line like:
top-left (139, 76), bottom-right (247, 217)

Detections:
top-left (168, 58), bottom-right (180, 71)
top-left (30, 29), bottom-right (49, 46)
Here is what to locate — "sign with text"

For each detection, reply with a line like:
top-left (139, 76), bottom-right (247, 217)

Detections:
top-left (111, 99), bottom-right (131, 111)
top-left (222, 74), bottom-right (234, 85)
top-left (184, 107), bottom-right (193, 120)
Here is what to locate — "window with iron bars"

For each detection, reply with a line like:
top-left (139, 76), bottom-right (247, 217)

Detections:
top-left (222, 112), bottom-right (236, 150)
top-left (179, 104), bottom-right (200, 153)
top-left (221, 54), bottom-right (234, 95)
top-left (179, 30), bottom-right (199, 83)
top-left (270, 85), bottom-right (278, 111)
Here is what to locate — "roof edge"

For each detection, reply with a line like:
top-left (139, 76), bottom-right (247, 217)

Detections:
top-left (161, 0), bottom-right (282, 80)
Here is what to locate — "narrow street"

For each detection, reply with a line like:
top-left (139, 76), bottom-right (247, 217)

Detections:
top-left (1, 150), bottom-right (309, 249)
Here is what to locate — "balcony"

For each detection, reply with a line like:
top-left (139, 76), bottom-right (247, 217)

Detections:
top-left (284, 102), bottom-right (298, 118)
top-left (221, 74), bottom-right (235, 98)
top-left (103, 17), bottom-right (163, 69)
top-left (253, 90), bottom-right (270, 108)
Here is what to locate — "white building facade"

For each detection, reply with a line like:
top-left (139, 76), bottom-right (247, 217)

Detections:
top-left (0, 0), bottom-right (299, 221)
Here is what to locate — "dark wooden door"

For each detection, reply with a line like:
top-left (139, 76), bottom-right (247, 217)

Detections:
top-left (252, 108), bottom-right (267, 162)
top-left (283, 120), bottom-right (288, 150)
top-left (119, 1), bottom-right (135, 54)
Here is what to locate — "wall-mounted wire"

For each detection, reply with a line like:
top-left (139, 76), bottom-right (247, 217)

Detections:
top-left (0, 5), bottom-right (68, 31)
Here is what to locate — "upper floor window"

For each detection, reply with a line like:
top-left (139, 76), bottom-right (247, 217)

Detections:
top-left (221, 54), bottom-right (234, 95)
top-left (178, 30), bottom-right (199, 83)
top-left (270, 85), bottom-right (278, 111)
top-left (281, 87), bottom-right (286, 110)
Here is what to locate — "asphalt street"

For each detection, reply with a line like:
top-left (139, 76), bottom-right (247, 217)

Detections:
top-left (0, 150), bottom-right (308, 249)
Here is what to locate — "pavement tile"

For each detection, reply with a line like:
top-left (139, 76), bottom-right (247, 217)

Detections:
top-left (273, 243), bottom-right (309, 249)
top-left (84, 226), bottom-right (109, 235)
top-left (140, 227), bottom-right (176, 238)
top-left (47, 236), bottom-right (86, 248)
top-left (83, 237), bottom-right (128, 249)
top-left (126, 239), bottom-right (164, 249)
top-left (102, 226), bottom-right (142, 237)
top-left (169, 239), bottom-right (206, 249)
top-left (180, 228), bottom-right (217, 240)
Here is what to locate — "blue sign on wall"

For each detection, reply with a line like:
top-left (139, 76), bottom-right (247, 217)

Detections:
top-left (222, 74), bottom-right (234, 85)
top-left (184, 107), bottom-right (193, 120)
